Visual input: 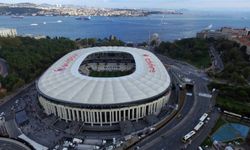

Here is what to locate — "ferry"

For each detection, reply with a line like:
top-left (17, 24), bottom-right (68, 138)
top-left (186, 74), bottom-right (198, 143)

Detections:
top-left (30, 23), bottom-right (38, 26)
top-left (75, 16), bottom-right (91, 21)
top-left (11, 15), bottom-right (24, 19)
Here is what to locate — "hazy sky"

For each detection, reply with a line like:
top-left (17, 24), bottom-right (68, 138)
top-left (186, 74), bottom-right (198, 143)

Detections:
top-left (2, 0), bottom-right (250, 10)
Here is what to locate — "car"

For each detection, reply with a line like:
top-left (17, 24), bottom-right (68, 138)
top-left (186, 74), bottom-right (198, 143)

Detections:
top-left (0, 112), bottom-right (5, 116)
top-left (177, 114), bottom-right (182, 118)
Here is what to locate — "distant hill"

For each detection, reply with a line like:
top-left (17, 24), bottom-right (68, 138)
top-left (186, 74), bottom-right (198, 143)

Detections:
top-left (0, 7), bottom-right (41, 15)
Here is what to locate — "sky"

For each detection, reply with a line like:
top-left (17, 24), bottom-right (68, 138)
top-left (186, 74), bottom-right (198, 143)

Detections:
top-left (2, 0), bottom-right (250, 10)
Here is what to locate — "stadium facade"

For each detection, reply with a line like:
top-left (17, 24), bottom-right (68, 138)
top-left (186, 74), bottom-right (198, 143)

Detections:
top-left (37, 47), bottom-right (171, 126)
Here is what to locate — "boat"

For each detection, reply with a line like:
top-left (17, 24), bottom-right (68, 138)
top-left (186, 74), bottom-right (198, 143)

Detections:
top-left (205, 24), bottom-right (213, 30)
top-left (11, 15), bottom-right (24, 19)
top-left (30, 23), bottom-right (38, 26)
top-left (75, 16), bottom-right (91, 20)
top-left (43, 22), bottom-right (47, 25)
top-left (57, 20), bottom-right (62, 23)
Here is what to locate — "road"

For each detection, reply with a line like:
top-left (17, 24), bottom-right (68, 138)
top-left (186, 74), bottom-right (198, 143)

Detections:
top-left (131, 53), bottom-right (218, 150)
top-left (209, 45), bottom-right (224, 72)
top-left (0, 137), bottom-right (31, 150)
top-left (0, 49), bottom-right (218, 149)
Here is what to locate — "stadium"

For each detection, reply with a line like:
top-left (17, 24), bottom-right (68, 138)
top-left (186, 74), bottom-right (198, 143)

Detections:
top-left (37, 47), bottom-right (171, 126)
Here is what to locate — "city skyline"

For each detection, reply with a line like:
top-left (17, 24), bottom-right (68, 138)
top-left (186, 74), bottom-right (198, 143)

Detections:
top-left (2, 0), bottom-right (250, 10)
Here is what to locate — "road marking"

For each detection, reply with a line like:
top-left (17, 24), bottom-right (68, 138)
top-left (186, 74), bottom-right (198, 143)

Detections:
top-left (198, 93), bottom-right (212, 98)
top-left (186, 93), bottom-right (193, 96)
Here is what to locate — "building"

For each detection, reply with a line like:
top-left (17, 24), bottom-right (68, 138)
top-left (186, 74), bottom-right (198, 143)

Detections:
top-left (197, 27), bottom-right (250, 40)
top-left (37, 47), bottom-right (171, 126)
top-left (221, 27), bottom-right (250, 38)
top-left (197, 27), bottom-right (250, 55)
top-left (196, 30), bottom-right (227, 40)
top-left (0, 28), bottom-right (17, 37)
top-left (234, 35), bottom-right (250, 55)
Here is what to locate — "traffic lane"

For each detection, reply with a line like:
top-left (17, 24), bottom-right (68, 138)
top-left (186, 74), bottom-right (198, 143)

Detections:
top-left (0, 140), bottom-right (28, 150)
top-left (135, 73), bottom-right (194, 147)
top-left (171, 66), bottom-right (208, 84)
top-left (156, 52), bottom-right (209, 78)
top-left (161, 91), bottom-right (195, 129)
top-left (139, 91), bottom-right (195, 149)
top-left (187, 110), bottom-right (220, 150)
top-left (210, 46), bottom-right (224, 70)
top-left (147, 96), bottom-right (211, 150)
top-left (138, 80), bottom-right (211, 149)
top-left (137, 91), bottom-right (193, 147)
top-left (142, 88), bottom-right (211, 150)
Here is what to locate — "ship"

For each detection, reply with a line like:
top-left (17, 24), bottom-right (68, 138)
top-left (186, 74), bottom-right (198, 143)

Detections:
top-left (30, 23), bottom-right (38, 26)
top-left (205, 24), bottom-right (213, 30)
top-left (11, 15), bottom-right (24, 19)
top-left (75, 16), bottom-right (91, 21)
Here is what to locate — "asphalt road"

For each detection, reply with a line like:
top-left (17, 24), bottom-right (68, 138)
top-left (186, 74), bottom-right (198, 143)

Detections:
top-left (0, 49), bottom-right (218, 149)
top-left (209, 45), bottom-right (224, 72)
top-left (135, 88), bottom-right (195, 150)
top-left (131, 53), bottom-right (217, 150)
top-left (0, 137), bottom-right (31, 150)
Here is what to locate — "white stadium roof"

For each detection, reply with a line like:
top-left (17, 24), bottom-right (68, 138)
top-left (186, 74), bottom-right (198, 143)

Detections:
top-left (37, 47), bottom-right (170, 105)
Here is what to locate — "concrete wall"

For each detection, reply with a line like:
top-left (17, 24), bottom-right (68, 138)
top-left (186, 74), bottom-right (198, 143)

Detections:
top-left (38, 92), bottom-right (171, 126)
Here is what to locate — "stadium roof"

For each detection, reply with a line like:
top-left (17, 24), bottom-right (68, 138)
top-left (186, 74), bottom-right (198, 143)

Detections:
top-left (37, 47), bottom-right (170, 105)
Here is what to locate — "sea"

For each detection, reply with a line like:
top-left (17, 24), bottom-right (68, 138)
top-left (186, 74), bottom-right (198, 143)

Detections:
top-left (0, 11), bottom-right (250, 42)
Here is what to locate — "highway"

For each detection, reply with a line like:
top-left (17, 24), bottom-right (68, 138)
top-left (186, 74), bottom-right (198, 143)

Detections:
top-left (131, 53), bottom-right (218, 150)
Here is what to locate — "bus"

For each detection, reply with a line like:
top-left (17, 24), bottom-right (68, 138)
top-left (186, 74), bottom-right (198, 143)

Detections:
top-left (182, 130), bottom-right (196, 143)
top-left (198, 146), bottom-right (203, 150)
top-left (199, 113), bottom-right (208, 122)
top-left (194, 122), bottom-right (204, 131)
top-left (224, 111), bottom-right (241, 118)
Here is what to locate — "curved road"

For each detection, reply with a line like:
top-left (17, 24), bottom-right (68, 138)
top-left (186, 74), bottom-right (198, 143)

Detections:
top-left (131, 54), bottom-right (218, 150)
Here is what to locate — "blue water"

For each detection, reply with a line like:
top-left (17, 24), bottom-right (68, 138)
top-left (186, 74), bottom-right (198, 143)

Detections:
top-left (0, 11), bottom-right (250, 42)
top-left (212, 123), bottom-right (250, 142)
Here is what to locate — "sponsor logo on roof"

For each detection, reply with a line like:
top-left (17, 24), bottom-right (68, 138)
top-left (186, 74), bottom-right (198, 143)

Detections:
top-left (53, 54), bottom-right (78, 72)
top-left (143, 54), bottom-right (156, 73)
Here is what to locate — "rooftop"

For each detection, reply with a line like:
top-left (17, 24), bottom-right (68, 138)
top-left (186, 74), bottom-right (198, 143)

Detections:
top-left (37, 47), bottom-right (170, 106)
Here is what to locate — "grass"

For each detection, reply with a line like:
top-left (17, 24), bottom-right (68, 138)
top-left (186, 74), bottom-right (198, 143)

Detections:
top-left (216, 96), bottom-right (250, 115)
top-left (201, 137), bottom-right (213, 147)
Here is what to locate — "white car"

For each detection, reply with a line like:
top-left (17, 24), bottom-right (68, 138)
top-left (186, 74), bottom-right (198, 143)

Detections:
top-left (0, 112), bottom-right (5, 116)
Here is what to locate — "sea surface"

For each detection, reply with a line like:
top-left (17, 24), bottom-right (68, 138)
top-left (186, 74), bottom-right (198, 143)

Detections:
top-left (0, 11), bottom-right (250, 42)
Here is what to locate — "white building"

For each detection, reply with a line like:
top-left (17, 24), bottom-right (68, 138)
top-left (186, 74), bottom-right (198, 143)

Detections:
top-left (0, 28), bottom-right (17, 37)
top-left (37, 47), bottom-right (171, 126)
